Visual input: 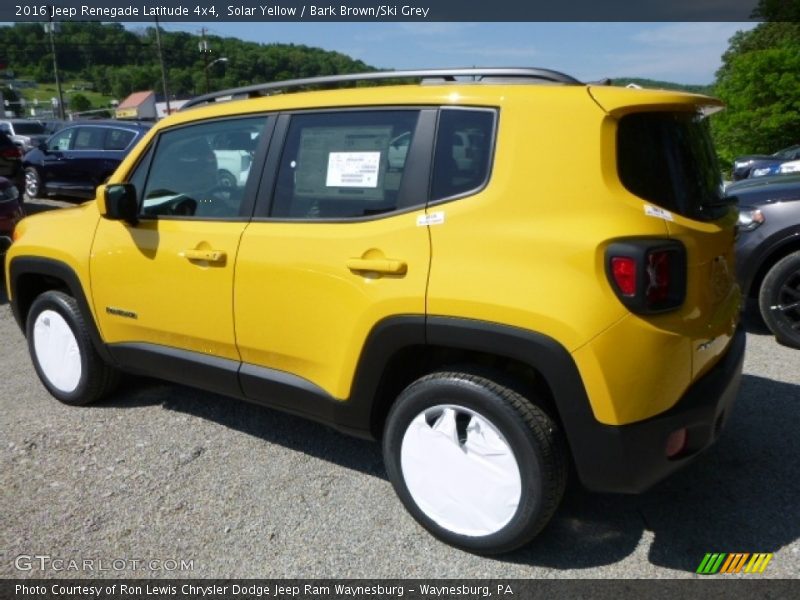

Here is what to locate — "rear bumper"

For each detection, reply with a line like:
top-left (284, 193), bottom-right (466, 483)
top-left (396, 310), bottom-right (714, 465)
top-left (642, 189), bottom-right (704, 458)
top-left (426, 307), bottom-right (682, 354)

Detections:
top-left (573, 324), bottom-right (745, 493)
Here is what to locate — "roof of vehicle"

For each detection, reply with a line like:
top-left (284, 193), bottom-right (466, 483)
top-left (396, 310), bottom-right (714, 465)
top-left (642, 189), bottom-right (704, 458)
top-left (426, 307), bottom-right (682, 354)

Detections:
top-left (55, 119), bottom-right (152, 130)
top-left (157, 68), bottom-right (720, 134)
top-left (181, 67), bottom-right (584, 110)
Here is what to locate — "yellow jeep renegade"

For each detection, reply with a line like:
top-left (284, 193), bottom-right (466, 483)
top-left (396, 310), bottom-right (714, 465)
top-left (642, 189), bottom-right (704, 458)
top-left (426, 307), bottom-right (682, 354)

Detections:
top-left (5, 68), bottom-right (744, 554)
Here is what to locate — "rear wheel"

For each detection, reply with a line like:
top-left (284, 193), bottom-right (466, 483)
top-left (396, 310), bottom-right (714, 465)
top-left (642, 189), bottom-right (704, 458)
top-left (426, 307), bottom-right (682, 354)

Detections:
top-left (24, 167), bottom-right (41, 200)
top-left (383, 370), bottom-right (567, 554)
top-left (26, 290), bottom-right (119, 405)
top-left (759, 251), bottom-right (800, 348)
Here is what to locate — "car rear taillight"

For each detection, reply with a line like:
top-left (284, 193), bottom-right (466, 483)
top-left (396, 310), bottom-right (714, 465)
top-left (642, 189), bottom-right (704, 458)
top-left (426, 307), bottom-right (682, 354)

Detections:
top-left (0, 147), bottom-right (21, 159)
top-left (606, 240), bottom-right (686, 314)
top-left (610, 257), bottom-right (637, 296)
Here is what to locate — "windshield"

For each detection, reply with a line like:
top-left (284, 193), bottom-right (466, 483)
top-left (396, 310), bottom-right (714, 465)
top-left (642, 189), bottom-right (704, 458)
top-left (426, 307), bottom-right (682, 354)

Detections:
top-left (773, 145), bottom-right (800, 159)
top-left (12, 122), bottom-right (46, 135)
top-left (617, 111), bottom-right (727, 221)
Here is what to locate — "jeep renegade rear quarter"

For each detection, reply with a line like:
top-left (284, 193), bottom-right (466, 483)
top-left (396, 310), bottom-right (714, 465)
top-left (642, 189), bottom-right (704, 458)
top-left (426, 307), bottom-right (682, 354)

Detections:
top-left (5, 69), bottom-right (744, 554)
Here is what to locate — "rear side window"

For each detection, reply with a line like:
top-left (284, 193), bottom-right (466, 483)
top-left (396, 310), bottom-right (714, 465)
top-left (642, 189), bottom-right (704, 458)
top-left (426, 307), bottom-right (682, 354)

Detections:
top-left (105, 128), bottom-right (136, 151)
top-left (73, 127), bottom-right (105, 151)
top-left (617, 112), bottom-right (725, 221)
top-left (272, 110), bottom-right (420, 219)
top-left (431, 109), bottom-right (495, 201)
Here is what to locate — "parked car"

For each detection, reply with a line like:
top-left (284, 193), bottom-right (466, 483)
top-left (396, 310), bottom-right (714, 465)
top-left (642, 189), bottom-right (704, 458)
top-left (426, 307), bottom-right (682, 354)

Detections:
top-left (22, 120), bottom-right (151, 200)
top-left (209, 128), bottom-right (259, 188)
top-left (0, 176), bottom-right (24, 257)
top-left (778, 159), bottom-right (800, 175)
top-left (0, 130), bottom-right (24, 198)
top-left (727, 174), bottom-right (800, 348)
top-left (732, 143), bottom-right (800, 180)
top-left (0, 119), bottom-right (49, 152)
top-left (5, 68), bottom-right (744, 554)
top-left (40, 119), bottom-right (66, 136)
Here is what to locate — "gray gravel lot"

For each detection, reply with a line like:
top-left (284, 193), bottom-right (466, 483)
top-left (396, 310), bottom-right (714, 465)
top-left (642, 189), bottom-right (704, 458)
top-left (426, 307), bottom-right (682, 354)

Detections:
top-left (1, 200), bottom-right (799, 579)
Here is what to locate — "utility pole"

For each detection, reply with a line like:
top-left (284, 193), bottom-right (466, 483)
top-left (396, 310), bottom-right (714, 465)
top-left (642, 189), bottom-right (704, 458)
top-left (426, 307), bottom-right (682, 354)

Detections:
top-left (46, 15), bottom-right (65, 120)
top-left (199, 27), bottom-right (211, 94)
top-left (154, 17), bottom-right (170, 115)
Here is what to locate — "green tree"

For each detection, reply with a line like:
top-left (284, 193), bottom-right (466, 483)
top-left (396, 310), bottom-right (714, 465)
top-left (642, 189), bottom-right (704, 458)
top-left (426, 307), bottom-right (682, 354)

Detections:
top-left (711, 20), bottom-right (800, 165)
top-left (69, 92), bottom-right (91, 113)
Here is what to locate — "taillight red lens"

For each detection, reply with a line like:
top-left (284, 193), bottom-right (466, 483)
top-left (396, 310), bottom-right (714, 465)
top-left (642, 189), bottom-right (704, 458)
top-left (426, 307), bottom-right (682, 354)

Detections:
top-left (611, 257), bottom-right (637, 296)
top-left (606, 240), bottom-right (686, 315)
top-left (645, 250), bottom-right (671, 304)
top-left (0, 147), bottom-right (21, 158)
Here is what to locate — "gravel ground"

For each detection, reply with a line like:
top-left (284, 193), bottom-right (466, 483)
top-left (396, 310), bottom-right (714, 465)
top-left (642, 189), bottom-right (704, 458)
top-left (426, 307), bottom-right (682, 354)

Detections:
top-left (1, 200), bottom-right (799, 579)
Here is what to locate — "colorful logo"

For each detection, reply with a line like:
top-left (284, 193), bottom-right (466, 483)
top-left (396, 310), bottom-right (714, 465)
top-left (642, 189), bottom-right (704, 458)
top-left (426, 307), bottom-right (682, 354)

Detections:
top-left (696, 553), bottom-right (773, 575)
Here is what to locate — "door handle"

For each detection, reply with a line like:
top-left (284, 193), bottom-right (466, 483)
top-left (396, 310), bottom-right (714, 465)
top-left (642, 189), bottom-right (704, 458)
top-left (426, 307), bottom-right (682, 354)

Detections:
top-left (346, 258), bottom-right (407, 274)
top-left (180, 249), bottom-right (227, 263)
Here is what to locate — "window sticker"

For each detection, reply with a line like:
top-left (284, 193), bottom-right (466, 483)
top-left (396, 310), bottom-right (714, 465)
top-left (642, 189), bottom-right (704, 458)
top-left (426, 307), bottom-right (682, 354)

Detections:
top-left (294, 126), bottom-right (391, 199)
top-left (326, 151), bottom-right (381, 188)
top-left (644, 204), bottom-right (674, 221)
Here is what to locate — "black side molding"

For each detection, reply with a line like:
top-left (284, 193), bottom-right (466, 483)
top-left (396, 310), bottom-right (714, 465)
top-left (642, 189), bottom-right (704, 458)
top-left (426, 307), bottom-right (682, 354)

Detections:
top-left (110, 343), bottom-right (242, 399)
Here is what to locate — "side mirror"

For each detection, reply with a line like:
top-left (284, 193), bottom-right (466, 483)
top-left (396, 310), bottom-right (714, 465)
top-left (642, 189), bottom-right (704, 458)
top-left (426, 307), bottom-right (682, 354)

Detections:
top-left (101, 183), bottom-right (139, 225)
top-left (38, 141), bottom-right (49, 152)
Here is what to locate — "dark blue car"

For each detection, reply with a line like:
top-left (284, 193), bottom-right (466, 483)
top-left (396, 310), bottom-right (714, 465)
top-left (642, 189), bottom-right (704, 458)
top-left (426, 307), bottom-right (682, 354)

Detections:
top-left (22, 120), bottom-right (151, 201)
top-left (732, 143), bottom-right (800, 181)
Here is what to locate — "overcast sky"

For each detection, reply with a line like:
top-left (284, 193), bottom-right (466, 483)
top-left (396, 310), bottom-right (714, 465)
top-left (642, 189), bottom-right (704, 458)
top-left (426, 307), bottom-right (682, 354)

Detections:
top-left (150, 22), bottom-right (759, 85)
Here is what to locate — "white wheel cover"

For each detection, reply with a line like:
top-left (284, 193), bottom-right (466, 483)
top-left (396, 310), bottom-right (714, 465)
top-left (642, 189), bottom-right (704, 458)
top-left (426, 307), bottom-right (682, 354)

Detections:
top-left (400, 405), bottom-right (522, 537)
top-left (32, 310), bottom-right (82, 393)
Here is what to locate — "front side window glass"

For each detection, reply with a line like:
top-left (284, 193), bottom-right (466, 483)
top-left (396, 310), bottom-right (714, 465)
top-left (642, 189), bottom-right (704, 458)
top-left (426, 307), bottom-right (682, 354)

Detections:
top-left (136, 117), bottom-right (266, 219)
top-left (431, 109), bottom-right (495, 201)
top-left (49, 128), bottom-right (74, 151)
top-left (272, 110), bottom-right (420, 219)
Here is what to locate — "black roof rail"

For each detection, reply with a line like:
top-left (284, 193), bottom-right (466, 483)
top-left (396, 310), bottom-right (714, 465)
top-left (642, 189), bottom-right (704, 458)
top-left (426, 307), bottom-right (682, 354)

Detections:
top-left (180, 67), bottom-right (583, 110)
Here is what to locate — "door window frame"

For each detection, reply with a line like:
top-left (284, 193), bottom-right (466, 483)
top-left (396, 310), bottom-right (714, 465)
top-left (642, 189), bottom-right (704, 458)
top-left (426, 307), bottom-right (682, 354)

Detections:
top-left (122, 114), bottom-right (276, 222)
top-left (252, 107), bottom-right (437, 222)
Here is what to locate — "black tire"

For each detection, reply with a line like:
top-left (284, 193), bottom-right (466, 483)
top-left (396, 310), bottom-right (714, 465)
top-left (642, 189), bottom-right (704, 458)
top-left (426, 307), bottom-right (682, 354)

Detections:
top-left (24, 167), bottom-right (41, 200)
top-left (26, 290), bottom-right (119, 405)
top-left (759, 251), bottom-right (800, 348)
top-left (383, 370), bottom-right (567, 554)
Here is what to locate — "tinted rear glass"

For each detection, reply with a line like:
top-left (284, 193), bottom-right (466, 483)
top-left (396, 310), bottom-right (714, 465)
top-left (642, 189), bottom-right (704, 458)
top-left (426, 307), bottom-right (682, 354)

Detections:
top-left (617, 112), bottom-right (726, 221)
top-left (12, 122), bottom-right (46, 135)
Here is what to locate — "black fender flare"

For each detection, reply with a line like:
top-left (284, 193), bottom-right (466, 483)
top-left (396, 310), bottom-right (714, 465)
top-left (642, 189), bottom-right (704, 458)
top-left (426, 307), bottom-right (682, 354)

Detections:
top-left (7, 256), bottom-right (115, 365)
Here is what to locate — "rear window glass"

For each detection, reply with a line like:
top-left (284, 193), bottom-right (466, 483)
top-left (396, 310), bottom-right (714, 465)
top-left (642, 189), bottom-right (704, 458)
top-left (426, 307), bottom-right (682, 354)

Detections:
top-left (12, 122), bottom-right (46, 135)
top-left (617, 112), bottom-right (726, 221)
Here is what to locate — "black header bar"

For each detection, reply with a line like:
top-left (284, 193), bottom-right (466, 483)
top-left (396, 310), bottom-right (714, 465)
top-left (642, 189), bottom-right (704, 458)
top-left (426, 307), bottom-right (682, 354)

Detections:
top-left (3, 1), bottom-right (761, 23)
top-left (2, 579), bottom-right (799, 600)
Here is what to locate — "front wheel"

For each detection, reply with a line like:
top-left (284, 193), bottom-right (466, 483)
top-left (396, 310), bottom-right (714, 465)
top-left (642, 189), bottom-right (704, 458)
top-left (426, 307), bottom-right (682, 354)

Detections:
top-left (759, 251), bottom-right (800, 348)
top-left (383, 370), bottom-right (567, 554)
top-left (24, 167), bottom-right (41, 200)
top-left (26, 290), bottom-right (119, 405)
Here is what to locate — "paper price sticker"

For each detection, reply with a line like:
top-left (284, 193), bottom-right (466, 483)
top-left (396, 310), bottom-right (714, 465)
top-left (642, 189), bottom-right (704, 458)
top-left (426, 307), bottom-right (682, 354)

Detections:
top-left (326, 152), bottom-right (381, 188)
